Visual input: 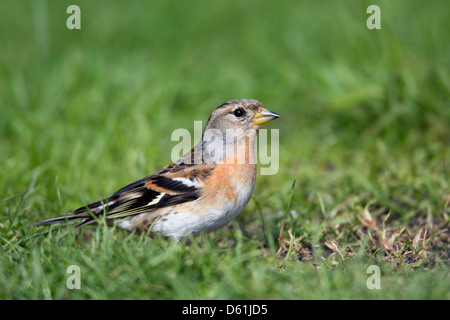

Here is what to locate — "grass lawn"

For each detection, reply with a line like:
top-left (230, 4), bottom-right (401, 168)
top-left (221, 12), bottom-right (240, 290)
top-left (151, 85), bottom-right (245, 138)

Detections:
top-left (0, 0), bottom-right (449, 299)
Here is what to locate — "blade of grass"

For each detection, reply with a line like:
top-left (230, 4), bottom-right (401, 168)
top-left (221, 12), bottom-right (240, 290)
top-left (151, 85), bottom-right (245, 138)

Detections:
top-left (279, 180), bottom-right (296, 244)
top-left (252, 195), bottom-right (274, 250)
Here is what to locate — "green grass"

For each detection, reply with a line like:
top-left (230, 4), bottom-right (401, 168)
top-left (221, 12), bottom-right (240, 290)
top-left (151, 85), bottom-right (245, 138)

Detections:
top-left (0, 0), bottom-right (449, 299)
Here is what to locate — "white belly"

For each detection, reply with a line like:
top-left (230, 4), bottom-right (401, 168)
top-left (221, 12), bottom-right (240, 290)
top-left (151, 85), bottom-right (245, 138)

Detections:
top-left (152, 185), bottom-right (254, 240)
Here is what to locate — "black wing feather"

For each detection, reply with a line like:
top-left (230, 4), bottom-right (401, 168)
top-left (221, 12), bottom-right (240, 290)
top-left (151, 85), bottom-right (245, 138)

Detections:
top-left (32, 174), bottom-right (200, 227)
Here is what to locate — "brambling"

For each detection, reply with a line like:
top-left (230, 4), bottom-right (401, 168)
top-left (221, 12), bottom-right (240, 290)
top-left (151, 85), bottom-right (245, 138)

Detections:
top-left (33, 99), bottom-right (280, 240)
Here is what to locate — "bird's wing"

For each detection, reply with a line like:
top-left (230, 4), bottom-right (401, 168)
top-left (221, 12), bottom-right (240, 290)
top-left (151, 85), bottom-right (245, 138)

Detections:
top-left (32, 163), bottom-right (215, 227)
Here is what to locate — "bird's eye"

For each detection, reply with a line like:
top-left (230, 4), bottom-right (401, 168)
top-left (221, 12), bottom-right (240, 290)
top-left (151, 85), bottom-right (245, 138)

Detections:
top-left (233, 108), bottom-right (245, 117)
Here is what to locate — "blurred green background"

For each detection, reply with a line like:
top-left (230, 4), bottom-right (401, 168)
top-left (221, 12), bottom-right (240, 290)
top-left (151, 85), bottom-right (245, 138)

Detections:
top-left (0, 0), bottom-right (449, 299)
top-left (1, 0), bottom-right (448, 198)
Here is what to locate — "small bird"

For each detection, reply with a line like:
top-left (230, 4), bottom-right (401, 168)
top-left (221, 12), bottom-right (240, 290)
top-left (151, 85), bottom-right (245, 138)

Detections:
top-left (33, 99), bottom-right (280, 240)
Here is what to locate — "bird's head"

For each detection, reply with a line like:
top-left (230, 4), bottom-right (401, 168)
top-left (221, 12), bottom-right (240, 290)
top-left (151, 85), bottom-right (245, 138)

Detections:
top-left (204, 99), bottom-right (280, 135)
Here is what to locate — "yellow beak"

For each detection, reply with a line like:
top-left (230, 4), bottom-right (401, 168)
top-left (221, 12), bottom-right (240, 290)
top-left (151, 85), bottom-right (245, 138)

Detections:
top-left (253, 108), bottom-right (280, 125)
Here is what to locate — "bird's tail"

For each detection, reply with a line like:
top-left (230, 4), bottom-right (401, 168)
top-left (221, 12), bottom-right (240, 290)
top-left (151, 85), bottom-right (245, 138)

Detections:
top-left (31, 212), bottom-right (89, 226)
top-left (31, 198), bottom-right (111, 228)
